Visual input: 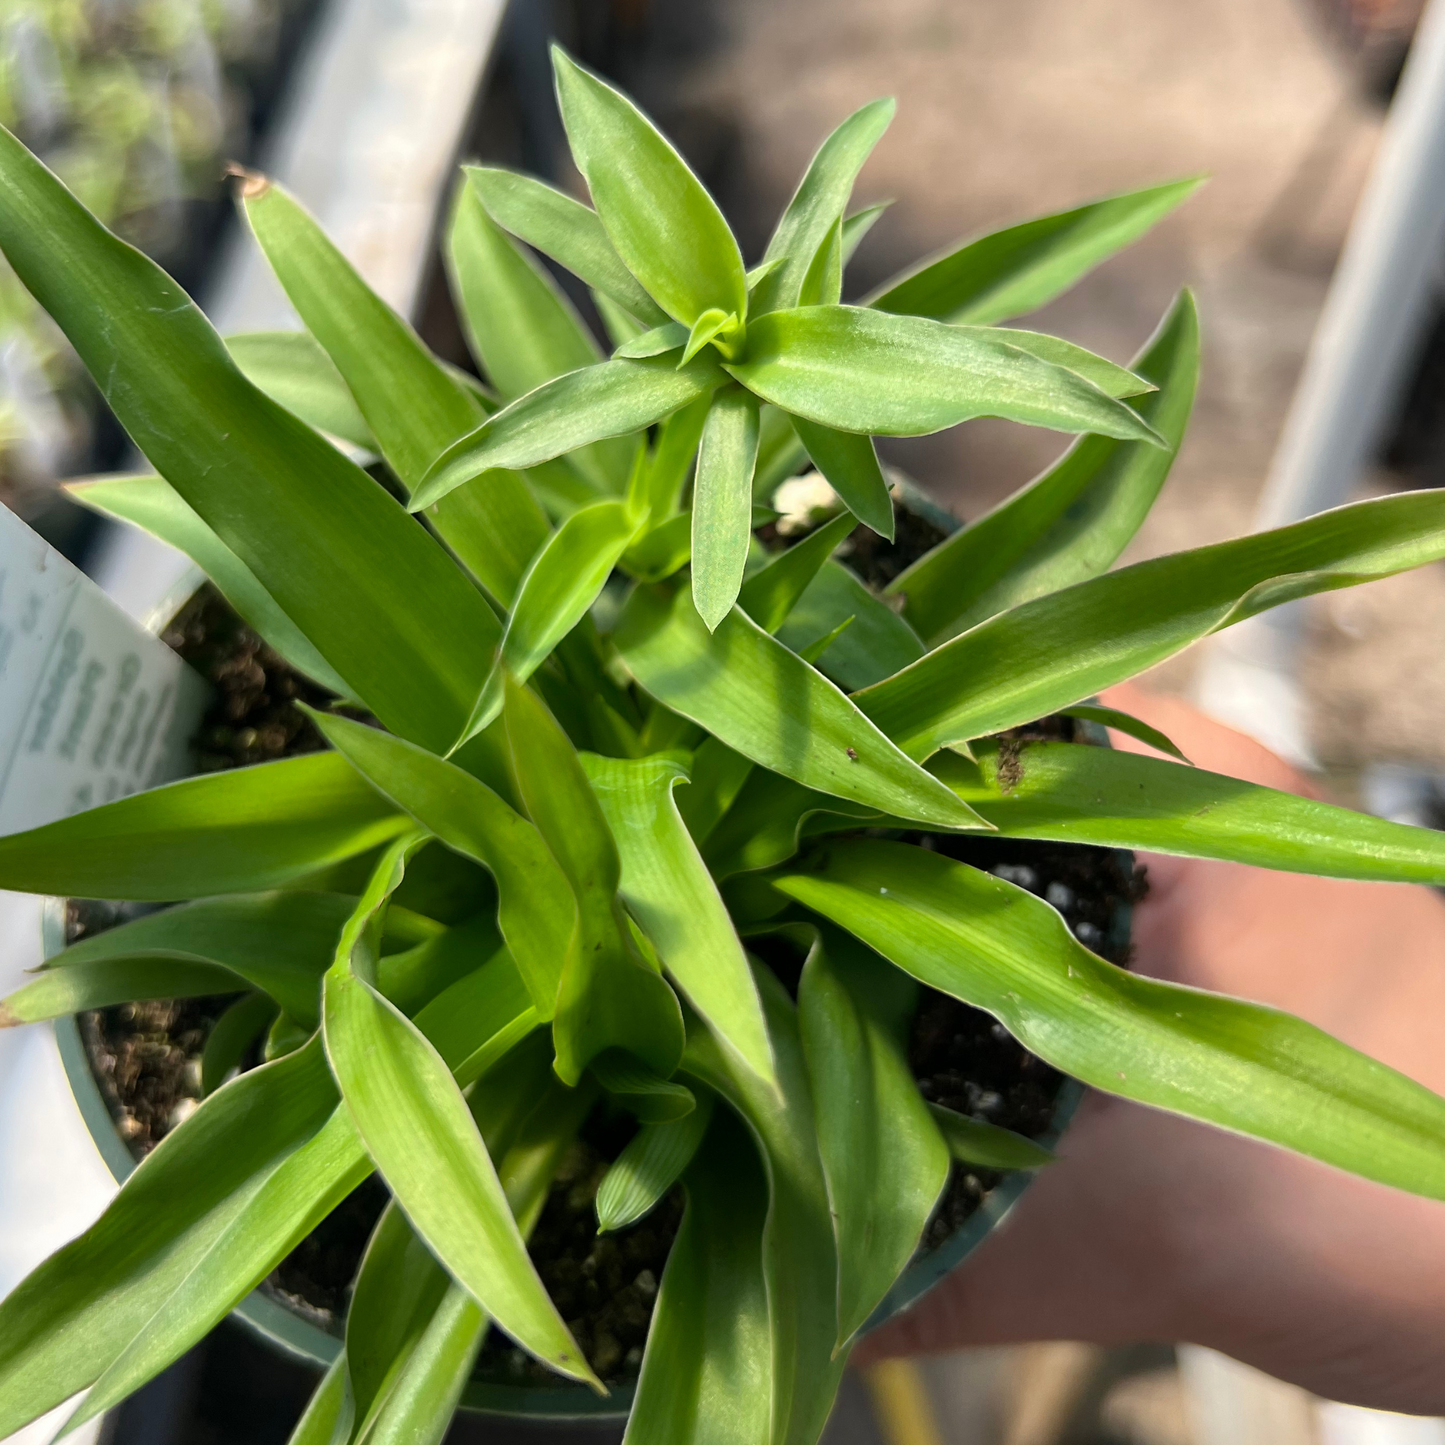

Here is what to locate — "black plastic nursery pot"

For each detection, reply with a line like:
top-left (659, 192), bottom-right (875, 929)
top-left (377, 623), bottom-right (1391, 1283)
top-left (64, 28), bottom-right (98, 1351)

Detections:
top-left (48, 547), bottom-right (1119, 1424)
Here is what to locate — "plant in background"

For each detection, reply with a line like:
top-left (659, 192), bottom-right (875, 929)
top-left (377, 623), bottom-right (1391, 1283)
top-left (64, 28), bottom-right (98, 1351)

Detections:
top-left (2, 44), bottom-right (1445, 1445)
top-left (0, 0), bottom-right (308, 503)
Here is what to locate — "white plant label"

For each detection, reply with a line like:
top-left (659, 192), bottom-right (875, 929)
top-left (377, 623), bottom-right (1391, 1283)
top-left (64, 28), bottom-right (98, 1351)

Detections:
top-left (0, 503), bottom-right (208, 836)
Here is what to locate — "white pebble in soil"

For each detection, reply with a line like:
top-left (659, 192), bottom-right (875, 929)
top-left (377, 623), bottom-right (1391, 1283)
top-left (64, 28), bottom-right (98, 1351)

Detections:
top-left (1074, 921), bottom-right (1103, 948)
top-left (167, 1097), bottom-right (199, 1130)
top-left (1045, 881), bottom-right (1075, 911)
top-left (971, 1090), bottom-right (1003, 1120)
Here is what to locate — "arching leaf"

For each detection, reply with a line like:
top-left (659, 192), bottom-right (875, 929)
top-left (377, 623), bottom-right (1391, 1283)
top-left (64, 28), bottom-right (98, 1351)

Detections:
top-left (857, 488), bottom-right (1445, 759)
top-left (775, 839), bottom-right (1445, 1202)
top-left (553, 47), bottom-right (746, 326)
top-left (728, 306), bottom-right (1163, 443)
top-left (0, 753), bottom-right (408, 900)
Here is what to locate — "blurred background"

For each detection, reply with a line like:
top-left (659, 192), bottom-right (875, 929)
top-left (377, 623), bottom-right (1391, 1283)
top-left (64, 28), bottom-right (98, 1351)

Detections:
top-left (3, 0), bottom-right (1445, 1442)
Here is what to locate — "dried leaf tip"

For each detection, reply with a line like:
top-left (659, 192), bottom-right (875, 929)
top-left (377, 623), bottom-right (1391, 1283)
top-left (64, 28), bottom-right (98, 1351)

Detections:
top-left (223, 162), bottom-right (271, 200)
top-left (0, 1001), bottom-right (19, 1029)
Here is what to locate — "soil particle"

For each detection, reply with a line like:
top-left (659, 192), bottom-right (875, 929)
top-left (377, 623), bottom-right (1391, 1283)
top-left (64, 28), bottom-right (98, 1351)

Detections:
top-left (161, 583), bottom-right (333, 770)
top-left (79, 990), bottom-right (233, 1155)
top-left (995, 735), bottom-right (1024, 793)
top-left (838, 495), bottom-right (956, 591)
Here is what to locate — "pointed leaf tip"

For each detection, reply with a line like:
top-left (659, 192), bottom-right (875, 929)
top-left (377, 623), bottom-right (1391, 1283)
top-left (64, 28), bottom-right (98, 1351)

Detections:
top-left (551, 43), bottom-right (746, 327)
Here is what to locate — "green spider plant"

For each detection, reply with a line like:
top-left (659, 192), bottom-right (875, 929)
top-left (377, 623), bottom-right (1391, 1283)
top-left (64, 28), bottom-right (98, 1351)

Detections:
top-left (2, 44), bottom-right (1445, 1445)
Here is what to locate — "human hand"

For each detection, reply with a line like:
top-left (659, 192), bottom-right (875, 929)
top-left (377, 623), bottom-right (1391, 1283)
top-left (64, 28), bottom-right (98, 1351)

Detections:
top-left (855, 683), bottom-right (1445, 1413)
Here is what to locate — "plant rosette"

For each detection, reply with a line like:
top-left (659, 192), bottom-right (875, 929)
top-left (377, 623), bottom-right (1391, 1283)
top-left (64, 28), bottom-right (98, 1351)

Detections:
top-left (6, 44), bottom-right (1445, 1445)
top-left (42, 513), bottom-right (1103, 1420)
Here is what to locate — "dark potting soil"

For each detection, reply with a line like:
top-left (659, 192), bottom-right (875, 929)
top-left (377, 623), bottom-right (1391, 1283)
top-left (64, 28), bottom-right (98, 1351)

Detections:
top-left (472, 1119), bottom-right (683, 1389)
top-left (161, 584), bottom-right (334, 770)
top-left (74, 509), bottom-right (1142, 1390)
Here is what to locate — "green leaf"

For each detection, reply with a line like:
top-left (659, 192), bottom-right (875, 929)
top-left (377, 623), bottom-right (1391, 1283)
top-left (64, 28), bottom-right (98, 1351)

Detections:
top-left (66, 473), bottom-right (353, 695)
top-left (746, 256), bottom-right (786, 291)
top-left (410, 946), bottom-right (540, 1089)
top-left (729, 306), bottom-right (1163, 444)
top-left (1, 956), bottom-right (241, 1027)
top-left (738, 510), bottom-right (858, 634)
top-left (614, 582), bottom-right (984, 830)
top-left (375, 912), bottom-right (503, 1019)
top-left (240, 173), bottom-right (549, 612)
top-left (1057, 703), bottom-right (1190, 762)
top-left (672, 735), bottom-right (754, 846)
top-left (464, 165), bottom-right (669, 326)
top-left (581, 753), bottom-right (774, 1084)
top-left (0, 1038), bottom-right (356, 1438)
top-left (0, 938), bottom-right (541, 1441)
top-left (775, 561), bottom-right (925, 691)
top-left (464, 499), bottom-right (647, 740)
top-left (488, 1061), bottom-right (602, 1234)
top-left (201, 992), bottom-right (277, 1096)
top-left (360, 1285), bottom-right (485, 1445)
top-left (704, 772), bottom-right (877, 882)
top-left (595, 1094), bottom-right (715, 1232)
top-left (691, 385), bottom-right (761, 630)
top-left (346, 1179), bottom-right (598, 1445)
top-left (413, 353), bottom-right (720, 512)
top-left (592, 1048), bottom-right (696, 1122)
top-left (797, 928), bottom-right (949, 1345)
top-left (621, 1107), bottom-right (772, 1445)
top-left (798, 218), bottom-right (844, 309)
top-left (322, 841), bottom-right (598, 1388)
top-left (866, 177), bottom-right (1203, 324)
top-left (790, 419), bottom-right (894, 538)
top-left (35, 890), bottom-right (414, 1026)
top-left (856, 488), bottom-right (1445, 759)
top-left (448, 174), bottom-right (601, 397)
top-left (345, 1203), bottom-right (452, 1439)
top-left (0, 128), bottom-right (496, 752)
top-left (987, 327), bottom-right (1154, 398)
top-left (552, 47), bottom-right (746, 326)
top-left (594, 287), bottom-right (650, 347)
top-left (287, 1356), bottom-right (351, 1445)
top-left (224, 330), bottom-right (373, 448)
top-left (68, 1068), bottom-right (368, 1430)
top-left (617, 321), bottom-right (689, 359)
top-left (503, 678), bottom-right (685, 1084)
top-left (752, 98), bottom-right (895, 315)
top-left (242, 180), bottom-right (482, 487)
top-left (625, 502), bottom-right (779, 583)
top-left (931, 739), bottom-right (1445, 884)
top-left (644, 392), bottom-right (712, 520)
top-left (449, 174), bottom-right (634, 494)
top-left (385, 841), bottom-right (499, 926)
top-left (927, 1103), bottom-right (1054, 1170)
top-left (682, 969), bottom-right (846, 1445)
top-left (773, 839), bottom-right (1445, 1202)
top-left (892, 290), bottom-right (1199, 642)
top-left (263, 1011), bottom-right (310, 1062)
top-left (0, 753), bottom-right (408, 900)
top-left (753, 405), bottom-right (810, 498)
top-left (841, 202), bottom-right (890, 265)
top-left (681, 307), bottom-right (741, 366)
top-left (798, 615), bottom-right (855, 665)
top-left (309, 710), bottom-right (574, 1017)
